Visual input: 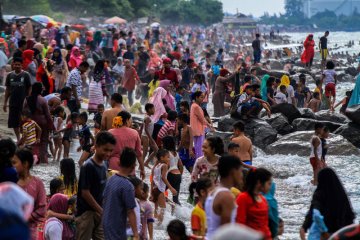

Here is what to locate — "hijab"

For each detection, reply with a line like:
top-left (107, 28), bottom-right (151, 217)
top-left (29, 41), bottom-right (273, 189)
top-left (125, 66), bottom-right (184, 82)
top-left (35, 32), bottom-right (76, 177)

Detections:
top-left (159, 80), bottom-right (175, 110)
top-left (280, 75), bottom-right (290, 87)
top-left (22, 49), bottom-right (34, 70)
top-left (47, 194), bottom-right (74, 240)
top-left (68, 46), bottom-right (82, 68)
top-left (149, 87), bottom-right (167, 122)
top-left (348, 74), bottom-right (360, 108)
top-left (261, 74), bottom-right (270, 101)
top-left (51, 48), bottom-right (62, 65)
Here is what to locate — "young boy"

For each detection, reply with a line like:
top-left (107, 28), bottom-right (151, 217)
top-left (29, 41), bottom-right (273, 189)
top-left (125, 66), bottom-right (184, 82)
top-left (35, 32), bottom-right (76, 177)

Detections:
top-left (310, 123), bottom-right (324, 185)
top-left (227, 142), bottom-right (240, 157)
top-left (93, 104), bottom-right (104, 134)
top-left (139, 183), bottom-right (154, 240)
top-left (274, 85), bottom-right (288, 104)
top-left (320, 126), bottom-right (329, 167)
top-left (175, 87), bottom-right (185, 114)
top-left (157, 110), bottom-right (178, 146)
top-left (76, 131), bottom-right (116, 240)
top-left (58, 112), bottom-right (79, 158)
top-left (231, 121), bottom-right (253, 165)
top-left (177, 113), bottom-right (195, 173)
top-left (322, 60), bottom-right (337, 111)
top-left (308, 92), bottom-right (321, 113)
top-left (142, 103), bottom-right (159, 168)
top-left (78, 112), bottom-right (95, 166)
top-left (18, 110), bottom-right (42, 163)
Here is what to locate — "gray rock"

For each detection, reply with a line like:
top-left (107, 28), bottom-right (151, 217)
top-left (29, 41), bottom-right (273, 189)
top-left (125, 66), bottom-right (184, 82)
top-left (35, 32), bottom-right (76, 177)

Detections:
top-left (217, 116), bottom-right (237, 132)
top-left (243, 118), bottom-right (278, 149)
top-left (292, 118), bottom-right (343, 132)
top-left (263, 113), bottom-right (294, 135)
top-left (334, 122), bottom-right (360, 148)
top-left (298, 108), bottom-right (316, 119)
top-left (269, 59), bottom-right (282, 70)
top-left (336, 73), bottom-right (354, 83)
top-left (266, 131), bottom-right (360, 156)
top-left (271, 103), bottom-right (302, 123)
top-left (345, 66), bottom-right (358, 76)
top-left (345, 104), bottom-right (360, 125)
top-left (315, 110), bottom-right (349, 124)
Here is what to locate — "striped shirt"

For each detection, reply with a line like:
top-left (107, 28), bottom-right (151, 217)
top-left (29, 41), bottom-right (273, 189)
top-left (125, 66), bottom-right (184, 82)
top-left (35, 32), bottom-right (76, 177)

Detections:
top-left (22, 120), bottom-right (37, 146)
top-left (157, 120), bottom-right (176, 140)
top-left (66, 68), bottom-right (82, 100)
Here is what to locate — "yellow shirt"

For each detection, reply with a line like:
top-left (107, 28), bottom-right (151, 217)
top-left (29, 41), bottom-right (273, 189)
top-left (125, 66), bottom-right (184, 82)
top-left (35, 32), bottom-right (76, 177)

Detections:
top-left (191, 203), bottom-right (207, 236)
top-left (148, 80), bottom-right (159, 98)
top-left (59, 175), bottom-right (78, 197)
top-left (231, 187), bottom-right (241, 198)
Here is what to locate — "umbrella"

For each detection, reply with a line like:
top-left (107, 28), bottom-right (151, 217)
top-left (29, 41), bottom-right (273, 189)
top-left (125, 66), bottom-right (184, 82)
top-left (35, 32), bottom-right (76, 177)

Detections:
top-left (71, 24), bottom-right (87, 30)
top-left (104, 16), bottom-right (127, 25)
top-left (31, 15), bottom-right (58, 27)
top-left (150, 22), bottom-right (160, 28)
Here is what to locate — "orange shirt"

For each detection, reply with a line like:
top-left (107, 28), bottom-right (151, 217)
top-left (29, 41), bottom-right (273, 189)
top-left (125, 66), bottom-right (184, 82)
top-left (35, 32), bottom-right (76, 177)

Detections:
top-left (190, 103), bottom-right (207, 136)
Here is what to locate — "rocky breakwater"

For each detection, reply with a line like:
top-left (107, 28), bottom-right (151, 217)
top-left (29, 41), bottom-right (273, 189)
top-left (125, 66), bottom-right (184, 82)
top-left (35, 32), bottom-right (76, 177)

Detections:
top-left (217, 103), bottom-right (360, 156)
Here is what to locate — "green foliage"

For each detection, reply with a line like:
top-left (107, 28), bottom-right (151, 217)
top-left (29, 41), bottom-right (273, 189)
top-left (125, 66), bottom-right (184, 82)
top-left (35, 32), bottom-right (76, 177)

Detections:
top-left (1, 0), bottom-right (223, 26)
top-left (284, 0), bottom-right (303, 18)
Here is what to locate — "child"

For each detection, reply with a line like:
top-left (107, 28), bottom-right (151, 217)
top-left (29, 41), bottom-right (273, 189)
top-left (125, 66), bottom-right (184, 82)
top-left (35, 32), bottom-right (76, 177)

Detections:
top-left (175, 87), bottom-right (185, 113)
top-left (139, 183), bottom-right (154, 240)
top-left (310, 123), bottom-right (324, 185)
top-left (314, 79), bottom-right (326, 109)
top-left (77, 112), bottom-right (95, 166)
top-left (0, 138), bottom-right (18, 183)
top-left (58, 112), bottom-right (79, 158)
top-left (48, 178), bottom-right (65, 202)
top-left (127, 176), bottom-right (143, 239)
top-left (179, 101), bottom-right (190, 115)
top-left (163, 136), bottom-right (184, 205)
top-left (151, 149), bottom-right (177, 225)
top-left (190, 177), bottom-right (213, 238)
top-left (93, 104), bottom-right (104, 134)
top-left (334, 90), bottom-right (352, 114)
top-left (12, 148), bottom-right (47, 240)
top-left (142, 103), bottom-right (159, 168)
top-left (60, 158), bottom-right (78, 197)
top-left (167, 219), bottom-right (197, 240)
top-left (274, 85), bottom-right (288, 104)
top-left (322, 60), bottom-right (337, 111)
top-left (52, 106), bottom-right (65, 162)
top-left (177, 113), bottom-right (195, 173)
top-left (308, 92), bottom-right (321, 113)
top-left (227, 142), bottom-right (240, 157)
top-left (320, 127), bottom-right (329, 167)
top-left (191, 74), bottom-right (209, 109)
top-left (157, 110), bottom-right (178, 146)
top-left (18, 110), bottom-right (42, 163)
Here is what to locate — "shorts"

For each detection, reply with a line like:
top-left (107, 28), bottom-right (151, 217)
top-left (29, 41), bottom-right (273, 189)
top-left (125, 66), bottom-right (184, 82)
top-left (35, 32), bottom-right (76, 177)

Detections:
top-left (310, 157), bottom-right (322, 173)
top-left (8, 107), bottom-right (22, 128)
top-left (151, 187), bottom-right (163, 203)
top-left (62, 136), bottom-right (71, 143)
top-left (82, 144), bottom-right (92, 153)
top-left (242, 160), bottom-right (252, 165)
top-left (325, 83), bottom-right (336, 97)
top-left (178, 148), bottom-right (195, 171)
top-left (321, 49), bottom-right (328, 60)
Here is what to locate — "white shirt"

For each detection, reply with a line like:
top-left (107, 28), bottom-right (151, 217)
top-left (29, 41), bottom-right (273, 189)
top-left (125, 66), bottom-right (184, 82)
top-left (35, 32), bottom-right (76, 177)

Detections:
top-left (323, 69), bottom-right (336, 85)
top-left (287, 85), bottom-right (295, 104)
top-left (44, 218), bottom-right (63, 240)
top-left (274, 92), bottom-right (287, 104)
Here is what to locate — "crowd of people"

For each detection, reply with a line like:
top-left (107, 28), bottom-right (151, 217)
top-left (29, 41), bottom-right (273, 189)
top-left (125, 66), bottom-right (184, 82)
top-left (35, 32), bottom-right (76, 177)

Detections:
top-left (0, 20), bottom-right (359, 240)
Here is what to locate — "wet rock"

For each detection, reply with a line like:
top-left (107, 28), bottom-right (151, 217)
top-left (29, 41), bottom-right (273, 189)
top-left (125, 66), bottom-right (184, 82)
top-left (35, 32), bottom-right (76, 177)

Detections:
top-left (315, 110), bottom-right (349, 124)
top-left (345, 66), bottom-right (358, 76)
top-left (271, 103), bottom-right (301, 123)
top-left (298, 108), bottom-right (316, 119)
top-left (243, 118), bottom-right (277, 149)
top-left (336, 73), bottom-right (354, 83)
top-left (345, 104), bottom-right (360, 125)
top-left (207, 131), bottom-right (233, 151)
top-left (292, 118), bottom-right (343, 132)
top-left (334, 122), bottom-right (360, 148)
top-left (269, 59), bottom-right (282, 70)
top-left (263, 113), bottom-right (294, 135)
top-left (291, 73), bottom-right (315, 84)
top-left (217, 116), bottom-right (237, 132)
top-left (265, 131), bottom-right (360, 156)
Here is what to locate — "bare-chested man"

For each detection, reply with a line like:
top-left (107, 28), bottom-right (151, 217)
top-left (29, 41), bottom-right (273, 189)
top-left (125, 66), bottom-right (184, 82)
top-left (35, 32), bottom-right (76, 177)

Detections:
top-left (101, 93), bottom-right (123, 130)
top-left (231, 121), bottom-right (253, 165)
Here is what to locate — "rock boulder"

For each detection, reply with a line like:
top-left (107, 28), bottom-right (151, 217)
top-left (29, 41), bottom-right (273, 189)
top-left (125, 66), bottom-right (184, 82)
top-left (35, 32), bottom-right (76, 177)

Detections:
top-left (243, 118), bottom-right (278, 149)
top-left (298, 108), bottom-right (316, 119)
top-left (345, 104), bottom-right (360, 125)
top-left (217, 116), bottom-right (237, 132)
top-left (334, 122), bottom-right (360, 148)
top-left (315, 110), bottom-right (349, 124)
top-left (271, 103), bottom-right (302, 123)
top-left (292, 118), bottom-right (343, 132)
top-left (263, 113), bottom-right (294, 135)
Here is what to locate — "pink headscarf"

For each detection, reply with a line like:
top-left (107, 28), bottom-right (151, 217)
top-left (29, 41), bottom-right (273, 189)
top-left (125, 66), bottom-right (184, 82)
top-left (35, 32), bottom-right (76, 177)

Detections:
top-left (47, 194), bottom-right (74, 239)
top-left (159, 80), bottom-right (175, 110)
top-left (149, 87), bottom-right (167, 122)
top-left (68, 46), bottom-right (82, 68)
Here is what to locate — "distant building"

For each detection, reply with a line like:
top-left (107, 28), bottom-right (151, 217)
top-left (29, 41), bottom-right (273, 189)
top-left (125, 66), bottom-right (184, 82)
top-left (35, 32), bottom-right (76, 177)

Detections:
top-left (222, 13), bottom-right (257, 30)
top-left (302, 0), bottom-right (360, 18)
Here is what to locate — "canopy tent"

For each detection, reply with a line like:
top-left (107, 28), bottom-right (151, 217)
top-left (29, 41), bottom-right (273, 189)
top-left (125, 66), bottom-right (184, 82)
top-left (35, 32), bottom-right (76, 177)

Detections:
top-left (104, 16), bottom-right (127, 25)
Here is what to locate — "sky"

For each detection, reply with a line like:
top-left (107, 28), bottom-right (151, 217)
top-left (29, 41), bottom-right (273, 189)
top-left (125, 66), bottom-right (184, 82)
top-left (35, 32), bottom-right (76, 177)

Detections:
top-left (221, 0), bottom-right (285, 17)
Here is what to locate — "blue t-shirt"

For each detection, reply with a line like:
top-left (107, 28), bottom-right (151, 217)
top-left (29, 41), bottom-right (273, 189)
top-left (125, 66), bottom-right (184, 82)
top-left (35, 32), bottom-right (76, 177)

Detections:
top-left (79, 124), bottom-right (91, 147)
top-left (0, 167), bottom-right (18, 183)
top-left (211, 65), bottom-right (220, 75)
top-left (103, 174), bottom-right (136, 239)
top-left (175, 93), bottom-right (183, 113)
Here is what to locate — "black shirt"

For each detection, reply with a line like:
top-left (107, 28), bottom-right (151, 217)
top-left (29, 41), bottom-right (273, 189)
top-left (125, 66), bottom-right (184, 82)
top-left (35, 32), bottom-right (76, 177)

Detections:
top-left (5, 71), bottom-right (31, 108)
top-left (252, 39), bottom-right (261, 51)
top-left (77, 158), bottom-right (107, 216)
top-left (320, 36), bottom-right (327, 49)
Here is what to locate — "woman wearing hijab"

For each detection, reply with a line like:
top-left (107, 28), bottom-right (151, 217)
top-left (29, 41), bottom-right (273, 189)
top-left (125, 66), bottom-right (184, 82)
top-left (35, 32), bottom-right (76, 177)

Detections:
top-left (212, 68), bottom-right (237, 117)
top-left (22, 49), bottom-right (37, 84)
top-left (278, 75), bottom-right (295, 105)
top-left (149, 87), bottom-right (168, 140)
top-left (23, 83), bottom-right (54, 164)
top-left (44, 193), bottom-right (74, 240)
top-left (261, 74), bottom-right (270, 102)
top-left (347, 72), bottom-right (360, 108)
top-left (51, 48), bottom-right (66, 91)
top-left (159, 80), bottom-right (175, 110)
top-left (60, 49), bottom-right (69, 88)
top-left (68, 46), bottom-right (82, 70)
top-left (300, 168), bottom-right (355, 240)
top-left (88, 60), bottom-right (108, 113)
top-left (301, 34), bottom-right (315, 69)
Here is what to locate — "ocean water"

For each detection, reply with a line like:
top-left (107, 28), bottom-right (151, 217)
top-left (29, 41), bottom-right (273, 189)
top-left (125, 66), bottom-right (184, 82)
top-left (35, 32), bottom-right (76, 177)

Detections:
top-left (30, 31), bottom-right (360, 240)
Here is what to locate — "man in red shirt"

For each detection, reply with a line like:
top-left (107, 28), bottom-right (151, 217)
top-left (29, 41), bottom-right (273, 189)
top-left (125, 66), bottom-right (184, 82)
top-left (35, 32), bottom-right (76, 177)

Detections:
top-left (170, 46), bottom-right (182, 61)
top-left (155, 58), bottom-right (178, 87)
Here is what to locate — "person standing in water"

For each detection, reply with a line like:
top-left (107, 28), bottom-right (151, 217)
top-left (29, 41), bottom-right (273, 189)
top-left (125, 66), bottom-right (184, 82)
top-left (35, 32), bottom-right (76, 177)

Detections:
top-left (319, 31), bottom-right (330, 69)
top-left (310, 123), bottom-right (324, 185)
top-left (231, 121), bottom-right (253, 165)
top-left (252, 33), bottom-right (261, 65)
